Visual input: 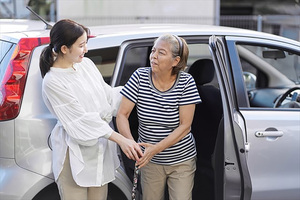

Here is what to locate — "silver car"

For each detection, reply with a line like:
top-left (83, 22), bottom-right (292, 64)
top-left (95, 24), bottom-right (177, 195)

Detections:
top-left (1, 19), bottom-right (299, 200)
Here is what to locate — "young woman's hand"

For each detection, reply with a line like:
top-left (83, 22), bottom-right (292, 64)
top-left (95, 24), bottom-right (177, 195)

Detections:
top-left (109, 131), bottom-right (143, 161)
top-left (119, 138), bottom-right (143, 161)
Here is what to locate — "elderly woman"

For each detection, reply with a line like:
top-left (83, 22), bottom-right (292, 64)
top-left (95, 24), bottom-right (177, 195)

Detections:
top-left (116, 34), bottom-right (201, 200)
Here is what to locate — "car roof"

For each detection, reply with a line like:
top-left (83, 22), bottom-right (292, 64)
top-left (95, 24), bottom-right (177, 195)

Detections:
top-left (1, 19), bottom-right (298, 47)
top-left (89, 23), bottom-right (299, 47)
top-left (0, 19), bottom-right (52, 43)
top-left (0, 19), bottom-right (51, 32)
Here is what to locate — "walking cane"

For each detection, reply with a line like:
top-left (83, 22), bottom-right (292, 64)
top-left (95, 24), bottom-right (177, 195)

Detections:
top-left (131, 165), bottom-right (139, 200)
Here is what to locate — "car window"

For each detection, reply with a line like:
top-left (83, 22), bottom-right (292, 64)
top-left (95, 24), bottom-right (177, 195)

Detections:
top-left (186, 43), bottom-right (219, 88)
top-left (187, 43), bottom-right (212, 66)
top-left (119, 46), bottom-right (151, 86)
top-left (236, 44), bottom-right (300, 108)
top-left (85, 47), bottom-right (119, 84)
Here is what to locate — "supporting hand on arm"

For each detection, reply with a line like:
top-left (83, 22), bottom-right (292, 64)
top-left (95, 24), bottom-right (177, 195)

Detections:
top-left (109, 131), bottom-right (143, 161)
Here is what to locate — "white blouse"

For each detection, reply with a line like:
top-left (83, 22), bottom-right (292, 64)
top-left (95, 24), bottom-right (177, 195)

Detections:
top-left (42, 57), bottom-right (122, 187)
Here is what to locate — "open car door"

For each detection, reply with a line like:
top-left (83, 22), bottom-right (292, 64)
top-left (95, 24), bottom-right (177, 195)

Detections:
top-left (209, 35), bottom-right (252, 200)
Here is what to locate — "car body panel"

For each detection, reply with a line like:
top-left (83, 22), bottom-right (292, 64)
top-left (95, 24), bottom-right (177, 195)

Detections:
top-left (0, 158), bottom-right (53, 200)
top-left (0, 121), bottom-right (14, 158)
top-left (241, 109), bottom-right (300, 200)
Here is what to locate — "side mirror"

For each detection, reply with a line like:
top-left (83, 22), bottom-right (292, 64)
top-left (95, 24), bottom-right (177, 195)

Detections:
top-left (243, 72), bottom-right (256, 90)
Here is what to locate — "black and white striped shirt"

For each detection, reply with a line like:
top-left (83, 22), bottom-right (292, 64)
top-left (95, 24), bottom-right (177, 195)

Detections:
top-left (121, 67), bottom-right (201, 165)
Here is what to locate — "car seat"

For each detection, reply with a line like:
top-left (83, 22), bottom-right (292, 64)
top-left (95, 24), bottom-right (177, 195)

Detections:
top-left (188, 58), bottom-right (223, 199)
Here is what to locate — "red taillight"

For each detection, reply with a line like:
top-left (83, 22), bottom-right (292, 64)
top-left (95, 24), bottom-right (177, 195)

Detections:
top-left (0, 37), bottom-right (50, 120)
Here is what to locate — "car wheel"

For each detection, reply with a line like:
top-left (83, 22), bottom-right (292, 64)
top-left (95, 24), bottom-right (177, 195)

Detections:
top-left (107, 183), bottom-right (128, 200)
top-left (32, 182), bottom-right (60, 200)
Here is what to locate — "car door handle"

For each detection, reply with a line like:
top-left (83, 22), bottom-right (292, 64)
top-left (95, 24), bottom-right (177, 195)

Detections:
top-left (255, 131), bottom-right (284, 137)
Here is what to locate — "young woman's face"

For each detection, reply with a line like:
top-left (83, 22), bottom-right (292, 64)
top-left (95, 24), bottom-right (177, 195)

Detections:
top-left (65, 32), bottom-right (88, 63)
top-left (149, 38), bottom-right (179, 74)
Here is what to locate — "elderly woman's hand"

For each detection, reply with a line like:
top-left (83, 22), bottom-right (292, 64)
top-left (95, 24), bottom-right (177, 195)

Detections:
top-left (136, 143), bottom-right (158, 168)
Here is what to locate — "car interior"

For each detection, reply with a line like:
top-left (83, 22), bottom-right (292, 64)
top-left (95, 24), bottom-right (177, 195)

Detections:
top-left (187, 58), bottom-right (223, 199)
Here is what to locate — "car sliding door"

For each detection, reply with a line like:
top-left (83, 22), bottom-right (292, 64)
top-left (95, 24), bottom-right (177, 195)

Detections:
top-left (209, 35), bottom-right (252, 200)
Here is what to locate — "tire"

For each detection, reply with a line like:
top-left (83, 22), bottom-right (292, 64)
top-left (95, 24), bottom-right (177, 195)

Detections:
top-left (107, 183), bottom-right (127, 200)
top-left (32, 182), bottom-right (60, 200)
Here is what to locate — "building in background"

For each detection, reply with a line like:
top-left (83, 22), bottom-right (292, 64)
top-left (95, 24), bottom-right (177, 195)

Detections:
top-left (220, 0), bottom-right (300, 41)
top-left (0, 0), bottom-right (218, 25)
top-left (0, 0), bottom-right (299, 40)
top-left (55, 0), bottom-right (217, 26)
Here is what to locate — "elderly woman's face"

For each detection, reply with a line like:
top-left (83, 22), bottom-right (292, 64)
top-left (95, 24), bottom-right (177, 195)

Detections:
top-left (149, 38), bottom-right (179, 74)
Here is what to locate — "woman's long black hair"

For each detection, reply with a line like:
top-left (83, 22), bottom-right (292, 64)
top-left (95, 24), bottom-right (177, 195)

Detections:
top-left (39, 19), bottom-right (90, 78)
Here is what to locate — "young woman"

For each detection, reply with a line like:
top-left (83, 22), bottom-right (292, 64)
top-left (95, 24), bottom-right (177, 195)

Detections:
top-left (40, 19), bottom-right (142, 200)
top-left (116, 34), bottom-right (201, 200)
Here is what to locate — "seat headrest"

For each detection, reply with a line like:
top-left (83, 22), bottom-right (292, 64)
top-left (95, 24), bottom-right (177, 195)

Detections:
top-left (188, 59), bottom-right (215, 85)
